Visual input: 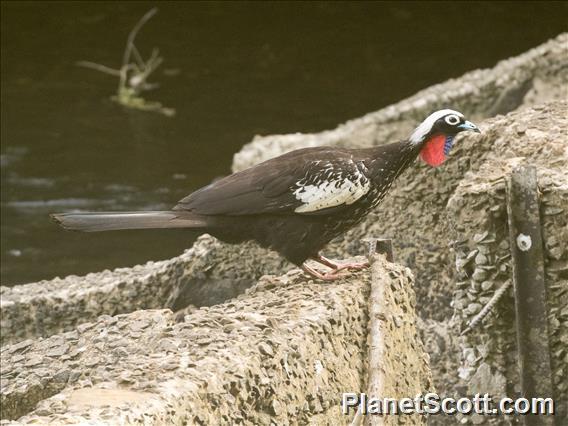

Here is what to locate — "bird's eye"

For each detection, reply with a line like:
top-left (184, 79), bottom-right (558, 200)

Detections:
top-left (445, 114), bottom-right (460, 126)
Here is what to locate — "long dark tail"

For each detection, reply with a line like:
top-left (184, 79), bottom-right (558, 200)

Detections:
top-left (50, 211), bottom-right (208, 232)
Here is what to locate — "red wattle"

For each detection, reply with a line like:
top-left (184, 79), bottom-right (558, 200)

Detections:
top-left (420, 135), bottom-right (446, 167)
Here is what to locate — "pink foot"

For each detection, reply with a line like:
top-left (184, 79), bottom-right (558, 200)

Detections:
top-left (301, 263), bottom-right (348, 281)
top-left (314, 254), bottom-right (370, 272)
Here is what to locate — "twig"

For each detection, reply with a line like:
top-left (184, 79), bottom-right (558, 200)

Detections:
top-left (351, 250), bottom-right (388, 426)
top-left (122, 7), bottom-right (158, 71)
top-left (351, 239), bottom-right (394, 425)
top-left (351, 406), bottom-right (363, 426)
top-left (130, 44), bottom-right (147, 70)
top-left (118, 8), bottom-right (158, 94)
top-left (76, 7), bottom-right (175, 117)
top-left (76, 61), bottom-right (121, 77)
top-left (460, 280), bottom-right (512, 336)
top-left (366, 254), bottom-right (389, 426)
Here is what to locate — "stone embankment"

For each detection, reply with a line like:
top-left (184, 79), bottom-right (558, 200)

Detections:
top-left (2, 258), bottom-right (431, 425)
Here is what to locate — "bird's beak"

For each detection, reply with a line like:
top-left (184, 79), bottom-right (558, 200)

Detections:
top-left (458, 120), bottom-right (480, 133)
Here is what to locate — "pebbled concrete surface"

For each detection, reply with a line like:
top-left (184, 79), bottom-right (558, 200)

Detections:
top-left (0, 237), bottom-right (289, 346)
top-left (1, 262), bottom-right (431, 425)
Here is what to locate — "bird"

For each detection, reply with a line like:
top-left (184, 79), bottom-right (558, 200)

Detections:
top-left (51, 109), bottom-right (479, 281)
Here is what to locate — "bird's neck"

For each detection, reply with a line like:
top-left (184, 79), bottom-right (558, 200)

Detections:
top-left (365, 140), bottom-right (422, 179)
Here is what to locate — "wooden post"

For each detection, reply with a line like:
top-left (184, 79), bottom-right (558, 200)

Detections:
top-left (363, 237), bottom-right (394, 263)
top-left (506, 165), bottom-right (554, 425)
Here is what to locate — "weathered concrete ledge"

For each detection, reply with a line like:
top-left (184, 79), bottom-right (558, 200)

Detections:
top-left (0, 237), bottom-right (288, 346)
top-left (1, 261), bottom-right (431, 425)
top-left (1, 34), bottom-right (566, 348)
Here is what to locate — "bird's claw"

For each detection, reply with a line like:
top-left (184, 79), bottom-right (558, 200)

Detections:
top-left (314, 254), bottom-right (370, 272)
top-left (301, 263), bottom-right (349, 281)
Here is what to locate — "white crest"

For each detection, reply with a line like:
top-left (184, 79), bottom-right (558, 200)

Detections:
top-left (409, 109), bottom-right (464, 144)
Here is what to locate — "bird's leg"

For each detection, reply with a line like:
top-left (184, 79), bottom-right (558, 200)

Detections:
top-left (301, 263), bottom-right (348, 281)
top-left (314, 254), bottom-right (370, 272)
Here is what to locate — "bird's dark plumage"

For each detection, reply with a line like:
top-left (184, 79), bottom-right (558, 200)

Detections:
top-left (52, 109), bottom-right (479, 280)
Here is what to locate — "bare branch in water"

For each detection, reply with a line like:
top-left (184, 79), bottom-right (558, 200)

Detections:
top-left (122, 7), bottom-right (158, 71)
top-left (76, 7), bottom-right (175, 117)
top-left (130, 44), bottom-right (146, 69)
top-left (76, 61), bottom-right (122, 77)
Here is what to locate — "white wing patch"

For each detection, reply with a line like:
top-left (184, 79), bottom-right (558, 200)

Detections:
top-left (293, 167), bottom-right (370, 213)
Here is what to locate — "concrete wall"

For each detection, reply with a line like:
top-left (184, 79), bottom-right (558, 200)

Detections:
top-left (447, 105), bottom-right (567, 423)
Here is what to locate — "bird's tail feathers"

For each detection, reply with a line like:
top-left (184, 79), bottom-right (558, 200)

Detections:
top-left (50, 211), bottom-right (208, 232)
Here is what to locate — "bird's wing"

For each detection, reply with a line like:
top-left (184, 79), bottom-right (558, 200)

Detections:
top-left (290, 159), bottom-right (371, 214)
top-left (174, 147), bottom-right (371, 216)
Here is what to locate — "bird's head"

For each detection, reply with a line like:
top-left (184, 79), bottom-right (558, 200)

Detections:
top-left (409, 109), bottom-right (480, 167)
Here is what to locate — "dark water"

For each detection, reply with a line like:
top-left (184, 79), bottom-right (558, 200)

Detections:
top-left (1, 2), bottom-right (566, 285)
